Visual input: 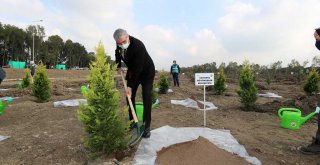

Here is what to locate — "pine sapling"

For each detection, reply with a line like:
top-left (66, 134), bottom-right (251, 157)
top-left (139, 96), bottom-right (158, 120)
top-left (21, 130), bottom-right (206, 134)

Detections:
top-left (32, 63), bottom-right (51, 102)
top-left (22, 69), bottom-right (31, 88)
top-left (304, 67), bottom-right (320, 95)
top-left (214, 68), bottom-right (227, 95)
top-left (237, 64), bottom-right (258, 111)
top-left (78, 42), bottom-right (128, 159)
top-left (158, 72), bottom-right (169, 94)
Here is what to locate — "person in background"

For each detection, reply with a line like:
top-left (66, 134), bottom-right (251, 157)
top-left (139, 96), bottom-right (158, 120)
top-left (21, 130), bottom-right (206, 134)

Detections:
top-left (114, 28), bottom-right (155, 138)
top-left (170, 60), bottom-right (180, 87)
top-left (300, 28), bottom-right (320, 155)
top-left (0, 67), bottom-right (6, 85)
top-left (30, 61), bottom-right (37, 77)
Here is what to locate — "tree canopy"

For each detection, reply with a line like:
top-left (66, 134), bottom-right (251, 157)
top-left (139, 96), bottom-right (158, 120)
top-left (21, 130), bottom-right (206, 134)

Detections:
top-left (0, 22), bottom-right (93, 69)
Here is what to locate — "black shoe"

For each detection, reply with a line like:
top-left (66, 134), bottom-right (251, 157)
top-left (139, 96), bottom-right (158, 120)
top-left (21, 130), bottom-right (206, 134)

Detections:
top-left (142, 127), bottom-right (151, 138)
top-left (300, 137), bottom-right (320, 155)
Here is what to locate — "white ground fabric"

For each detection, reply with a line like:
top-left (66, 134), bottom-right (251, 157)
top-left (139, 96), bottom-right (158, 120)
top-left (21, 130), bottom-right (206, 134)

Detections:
top-left (133, 125), bottom-right (261, 165)
top-left (0, 135), bottom-right (10, 142)
top-left (53, 99), bottom-right (87, 108)
top-left (167, 89), bottom-right (173, 93)
top-left (171, 98), bottom-right (218, 110)
top-left (54, 98), bottom-right (159, 108)
top-left (154, 88), bottom-right (173, 93)
top-left (0, 97), bottom-right (18, 101)
top-left (258, 92), bottom-right (282, 98)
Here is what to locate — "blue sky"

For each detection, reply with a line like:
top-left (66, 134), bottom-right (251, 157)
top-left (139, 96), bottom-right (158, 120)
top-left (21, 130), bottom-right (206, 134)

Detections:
top-left (0, 0), bottom-right (320, 70)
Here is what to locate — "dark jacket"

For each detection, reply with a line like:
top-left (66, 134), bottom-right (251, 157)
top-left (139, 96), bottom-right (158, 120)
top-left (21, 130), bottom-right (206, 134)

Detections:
top-left (316, 40), bottom-right (320, 51)
top-left (31, 65), bottom-right (36, 76)
top-left (115, 36), bottom-right (155, 88)
top-left (0, 68), bottom-right (5, 83)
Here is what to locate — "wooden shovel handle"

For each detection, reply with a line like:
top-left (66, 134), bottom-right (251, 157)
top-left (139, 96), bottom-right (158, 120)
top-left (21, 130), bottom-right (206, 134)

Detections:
top-left (120, 71), bottom-right (139, 123)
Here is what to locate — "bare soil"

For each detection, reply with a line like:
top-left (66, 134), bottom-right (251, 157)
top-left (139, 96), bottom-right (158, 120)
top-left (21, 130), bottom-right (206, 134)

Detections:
top-left (155, 136), bottom-right (250, 165)
top-left (0, 69), bottom-right (320, 165)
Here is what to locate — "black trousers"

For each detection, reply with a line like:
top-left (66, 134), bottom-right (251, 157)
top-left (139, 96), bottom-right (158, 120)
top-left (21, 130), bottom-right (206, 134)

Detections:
top-left (316, 113), bottom-right (320, 141)
top-left (172, 73), bottom-right (179, 86)
top-left (127, 78), bottom-right (154, 129)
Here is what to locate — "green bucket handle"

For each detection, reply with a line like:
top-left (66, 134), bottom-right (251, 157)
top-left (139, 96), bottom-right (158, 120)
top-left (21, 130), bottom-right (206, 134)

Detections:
top-left (278, 108), bottom-right (301, 119)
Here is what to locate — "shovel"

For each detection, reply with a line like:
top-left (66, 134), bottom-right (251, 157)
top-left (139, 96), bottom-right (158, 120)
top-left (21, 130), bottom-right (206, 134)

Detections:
top-left (120, 72), bottom-right (145, 146)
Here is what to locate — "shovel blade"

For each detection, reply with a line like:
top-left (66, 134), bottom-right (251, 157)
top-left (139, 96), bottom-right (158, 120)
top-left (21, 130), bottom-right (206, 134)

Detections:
top-left (128, 123), bottom-right (145, 146)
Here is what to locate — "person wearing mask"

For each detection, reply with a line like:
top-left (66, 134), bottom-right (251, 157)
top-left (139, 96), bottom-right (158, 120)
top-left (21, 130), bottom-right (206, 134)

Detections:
top-left (300, 28), bottom-right (320, 154)
top-left (114, 28), bottom-right (155, 138)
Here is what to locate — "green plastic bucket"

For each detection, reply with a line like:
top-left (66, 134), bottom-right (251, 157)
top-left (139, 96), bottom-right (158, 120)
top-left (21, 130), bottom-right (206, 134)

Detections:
top-left (278, 107), bottom-right (317, 130)
top-left (278, 108), bottom-right (302, 130)
top-left (135, 101), bottom-right (157, 122)
top-left (18, 83), bottom-right (23, 89)
top-left (0, 97), bottom-right (13, 115)
top-left (80, 86), bottom-right (88, 94)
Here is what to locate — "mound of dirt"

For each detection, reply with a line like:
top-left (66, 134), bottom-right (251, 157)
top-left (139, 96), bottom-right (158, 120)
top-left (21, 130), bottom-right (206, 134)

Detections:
top-left (155, 136), bottom-right (249, 165)
top-left (255, 82), bottom-right (268, 90)
top-left (0, 88), bottom-right (32, 98)
top-left (256, 94), bottom-right (320, 115)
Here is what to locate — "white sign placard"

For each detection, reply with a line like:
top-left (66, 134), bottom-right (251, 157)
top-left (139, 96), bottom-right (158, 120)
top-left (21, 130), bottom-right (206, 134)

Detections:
top-left (195, 73), bottom-right (214, 86)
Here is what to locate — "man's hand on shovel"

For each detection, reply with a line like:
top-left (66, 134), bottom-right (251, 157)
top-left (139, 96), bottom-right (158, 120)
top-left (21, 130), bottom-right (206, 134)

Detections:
top-left (117, 68), bottom-right (124, 75)
top-left (117, 68), bottom-right (131, 97)
top-left (126, 87), bottom-right (132, 98)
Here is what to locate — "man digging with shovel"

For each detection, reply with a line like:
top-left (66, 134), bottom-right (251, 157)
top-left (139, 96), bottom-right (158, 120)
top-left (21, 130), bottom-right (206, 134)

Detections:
top-left (300, 28), bottom-right (320, 154)
top-left (114, 28), bottom-right (155, 139)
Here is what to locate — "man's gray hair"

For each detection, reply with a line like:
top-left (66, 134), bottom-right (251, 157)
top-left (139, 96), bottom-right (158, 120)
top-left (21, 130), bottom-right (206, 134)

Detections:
top-left (113, 28), bottom-right (128, 41)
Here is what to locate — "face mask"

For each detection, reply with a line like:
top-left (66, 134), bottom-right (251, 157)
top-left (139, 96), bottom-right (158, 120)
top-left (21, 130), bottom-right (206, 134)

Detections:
top-left (119, 41), bottom-right (130, 49)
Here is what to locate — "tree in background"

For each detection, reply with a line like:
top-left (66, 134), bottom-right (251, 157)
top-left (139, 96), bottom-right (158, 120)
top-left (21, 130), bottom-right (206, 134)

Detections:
top-left (237, 62), bottom-right (258, 111)
top-left (47, 35), bottom-right (64, 66)
top-left (270, 61), bottom-right (282, 81)
top-left (0, 21), bottom-right (93, 68)
top-left (287, 59), bottom-right (308, 83)
top-left (225, 61), bottom-right (239, 79)
top-left (214, 68), bottom-right (227, 95)
top-left (158, 72), bottom-right (169, 94)
top-left (219, 62), bottom-right (226, 70)
top-left (312, 56), bottom-right (320, 68)
top-left (63, 39), bottom-right (73, 68)
top-left (77, 42), bottom-right (128, 158)
top-left (32, 63), bottom-right (51, 102)
top-left (61, 40), bottom-right (90, 69)
top-left (26, 25), bottom-right (46, 62)
top-left (0, 24), bottom-right (27, 63)
top-left (304, 67), bottom-right (320, 96)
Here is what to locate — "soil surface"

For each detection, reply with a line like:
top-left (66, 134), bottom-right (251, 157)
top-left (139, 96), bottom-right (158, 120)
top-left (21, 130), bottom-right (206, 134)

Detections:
top-left (155, 136), bottom-right (249, 165)
top-left (0, 69), bottom-right (320, 165)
